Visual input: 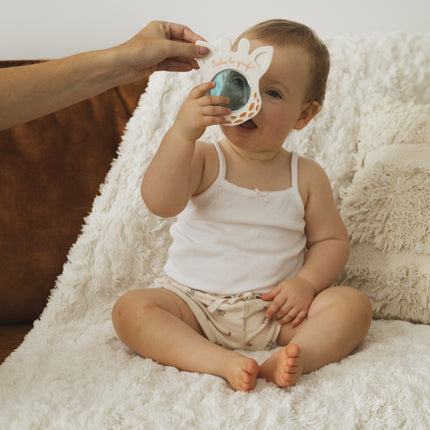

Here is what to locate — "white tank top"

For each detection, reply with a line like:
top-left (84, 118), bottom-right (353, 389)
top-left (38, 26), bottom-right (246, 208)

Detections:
top-left (164, 142), bottom-right (307, 295)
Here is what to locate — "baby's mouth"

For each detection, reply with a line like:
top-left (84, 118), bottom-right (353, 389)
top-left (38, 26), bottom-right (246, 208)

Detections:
top-left (239, 119), bottom-right (257, 129)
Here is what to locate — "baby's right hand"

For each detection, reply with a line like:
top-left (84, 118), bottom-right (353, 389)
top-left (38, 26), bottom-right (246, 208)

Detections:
top-left (172, 82), bottom-right (231, 142)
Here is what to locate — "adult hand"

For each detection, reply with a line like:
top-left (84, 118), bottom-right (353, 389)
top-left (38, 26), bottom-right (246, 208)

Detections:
top-left (114, 21), bottom-right (210, 81)
top-left (0, 20), bottom-right (209, 130)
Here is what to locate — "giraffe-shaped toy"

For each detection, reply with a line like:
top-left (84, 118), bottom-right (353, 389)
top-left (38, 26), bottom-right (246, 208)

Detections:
top-left (196, 38), bottom-right (273, 126)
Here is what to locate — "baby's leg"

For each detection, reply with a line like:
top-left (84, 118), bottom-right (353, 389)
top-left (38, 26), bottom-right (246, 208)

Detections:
top-left (259, 286), bottom-right (372, 387)
top-left (112, 288), bottom-right (258, 392)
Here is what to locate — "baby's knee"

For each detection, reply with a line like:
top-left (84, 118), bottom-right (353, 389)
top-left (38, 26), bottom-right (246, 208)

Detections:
top-left (315, 286), bottom-right (372, 322)
top-left (112, 290), bottom-right (147, 330)
top-left (348, 288), bottom-right (372, 314)
top-left (337, 287), bottom-right (373, 327)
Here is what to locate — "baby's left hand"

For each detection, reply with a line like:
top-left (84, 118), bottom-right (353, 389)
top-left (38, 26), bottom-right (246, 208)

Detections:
top-left (261, 277), bottom-right (316, 327)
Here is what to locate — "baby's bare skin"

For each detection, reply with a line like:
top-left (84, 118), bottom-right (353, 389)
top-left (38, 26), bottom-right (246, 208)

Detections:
top-left (113, 29), bottom-right (373, 392)
top-left (259, 343), bottom-right (304, 386)
top-left (225, 354), bottom-right (259, 392)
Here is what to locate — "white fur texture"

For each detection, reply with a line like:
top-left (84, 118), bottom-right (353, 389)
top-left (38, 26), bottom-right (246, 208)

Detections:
top-left (1, 33), bottom-right (430, 429)
top-left (339, 98), bottom-right (430, 323)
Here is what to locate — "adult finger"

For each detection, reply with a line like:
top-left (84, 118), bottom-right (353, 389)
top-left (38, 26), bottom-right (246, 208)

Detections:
top-left (165, 40), bottom-right (209, 60)
top-left (163, 21), bottom-right (206, 44)
top-left (156, 58), bottom-right (197, 72)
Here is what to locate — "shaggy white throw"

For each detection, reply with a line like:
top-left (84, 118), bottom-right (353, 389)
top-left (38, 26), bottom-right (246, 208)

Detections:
top-left (1, 33), bottom-right (430, 429)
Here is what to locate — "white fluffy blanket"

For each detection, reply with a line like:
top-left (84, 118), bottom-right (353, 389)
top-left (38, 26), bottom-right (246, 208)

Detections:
top-left (1, 33), bottom-right (430, 429)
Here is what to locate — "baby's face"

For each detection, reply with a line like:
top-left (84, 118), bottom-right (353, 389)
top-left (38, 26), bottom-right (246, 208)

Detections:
top-left (221, 40), bottom-right (315, 154)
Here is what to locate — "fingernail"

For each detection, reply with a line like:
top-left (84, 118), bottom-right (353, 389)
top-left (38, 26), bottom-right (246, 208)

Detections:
top-left (199, 46), bottom-right (210, 55)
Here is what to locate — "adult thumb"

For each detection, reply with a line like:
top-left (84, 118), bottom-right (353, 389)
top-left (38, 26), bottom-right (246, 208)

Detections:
top-left (168, 40), bottom-right (209, 59)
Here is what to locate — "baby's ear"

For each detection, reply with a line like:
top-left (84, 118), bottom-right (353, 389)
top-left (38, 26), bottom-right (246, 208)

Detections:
top-left (295, 101), bottom-right (320, 130)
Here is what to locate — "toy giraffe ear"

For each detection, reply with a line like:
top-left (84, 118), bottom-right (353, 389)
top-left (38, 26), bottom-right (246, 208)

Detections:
top-left (236, 38), bottom-right (251, 54)
top-left (251, 46), bottom-right (274, 76)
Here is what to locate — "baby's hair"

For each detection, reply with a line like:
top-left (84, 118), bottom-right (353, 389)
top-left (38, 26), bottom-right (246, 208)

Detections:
top-left (237, 19), bottom-right (330, 107)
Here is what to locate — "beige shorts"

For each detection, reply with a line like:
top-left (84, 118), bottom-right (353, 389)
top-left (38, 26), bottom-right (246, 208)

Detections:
top-left (152, 276), bottom-right (281, 351)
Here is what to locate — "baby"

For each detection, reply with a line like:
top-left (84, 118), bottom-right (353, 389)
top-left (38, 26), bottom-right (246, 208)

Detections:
top-left (112, 19), bottom-right (372, 392)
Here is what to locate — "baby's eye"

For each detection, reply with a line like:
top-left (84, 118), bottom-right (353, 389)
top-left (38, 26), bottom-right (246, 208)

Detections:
top-left (266, 89), bottom-right (281, 98)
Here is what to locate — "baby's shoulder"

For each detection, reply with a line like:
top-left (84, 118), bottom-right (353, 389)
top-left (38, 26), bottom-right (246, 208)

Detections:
top-left (196, 139), bottom-right (216, 154)
top-left (195, 140), bottom-right (219, 166)
top-left (297, 155), bottom-right (332, 202)
top-left (297, 155), bottom-right (327, 179)
top-left (194, 140), bottom-right (220, 194)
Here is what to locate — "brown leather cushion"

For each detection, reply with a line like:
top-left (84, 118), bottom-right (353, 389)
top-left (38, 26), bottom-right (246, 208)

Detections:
top-left (0, 60), bottom-right (148, 324)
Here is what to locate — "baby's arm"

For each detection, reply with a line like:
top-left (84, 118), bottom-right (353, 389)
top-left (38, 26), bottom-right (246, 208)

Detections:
top-left (298, 158), bottom-right (350, 290)
top-left (262, 158), bottom-right (349, 327)
top-left (141, 82), bottom-right (230, 217)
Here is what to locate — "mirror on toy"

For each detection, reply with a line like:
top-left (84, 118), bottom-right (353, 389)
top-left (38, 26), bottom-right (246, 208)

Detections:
top-left (210, 70), bottom-right (251, 111)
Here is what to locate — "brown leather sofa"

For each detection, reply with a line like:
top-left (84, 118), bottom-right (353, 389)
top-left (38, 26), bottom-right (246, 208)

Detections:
top-left (0, 60), bottom-right (148, 363)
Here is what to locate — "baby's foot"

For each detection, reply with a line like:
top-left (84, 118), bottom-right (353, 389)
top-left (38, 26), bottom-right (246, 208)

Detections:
top-left (224, 354), bottom-right (259, 392)
top-left (259, 343), bottom-right (304, 387)
top-left (274, 343), bottom-right (304, 386)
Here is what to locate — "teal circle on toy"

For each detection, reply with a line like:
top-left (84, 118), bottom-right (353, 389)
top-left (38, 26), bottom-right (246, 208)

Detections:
top-left (210, 70), bottom-right (251, 111)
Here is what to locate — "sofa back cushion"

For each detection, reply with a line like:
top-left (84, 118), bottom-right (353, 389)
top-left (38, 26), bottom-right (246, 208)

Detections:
top-left (339, 97), bottom-right (430, 324)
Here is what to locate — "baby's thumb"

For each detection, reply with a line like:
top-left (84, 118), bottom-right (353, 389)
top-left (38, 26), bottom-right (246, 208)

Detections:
top-left (261, 288), bottom-right (278, 301)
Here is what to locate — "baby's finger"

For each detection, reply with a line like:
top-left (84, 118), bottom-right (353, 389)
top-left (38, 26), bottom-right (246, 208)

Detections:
top-left (290, 310), bottom-right (307, 328)
top-left (201, 116), bottom-right (229, 127)
top-left (200, 95), bottom-right (230, 107)
top-left (197, 114), bottom-right (229, 128)
top-left (266, 298), bottom-right (286, 320)
top-left (277, 306), bottom-right (297, 323)
top-left (278, 313), bottom-right (294, 325)
top-left (189, 81), bottom-right (216, 99)
top-left (202, 105), bottom-right (231, 117)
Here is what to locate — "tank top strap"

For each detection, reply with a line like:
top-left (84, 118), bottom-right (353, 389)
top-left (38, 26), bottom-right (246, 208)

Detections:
top-left (212, 141), bottom-right (227, 180)
top-left (291, 151), bottom-right (299, 192)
